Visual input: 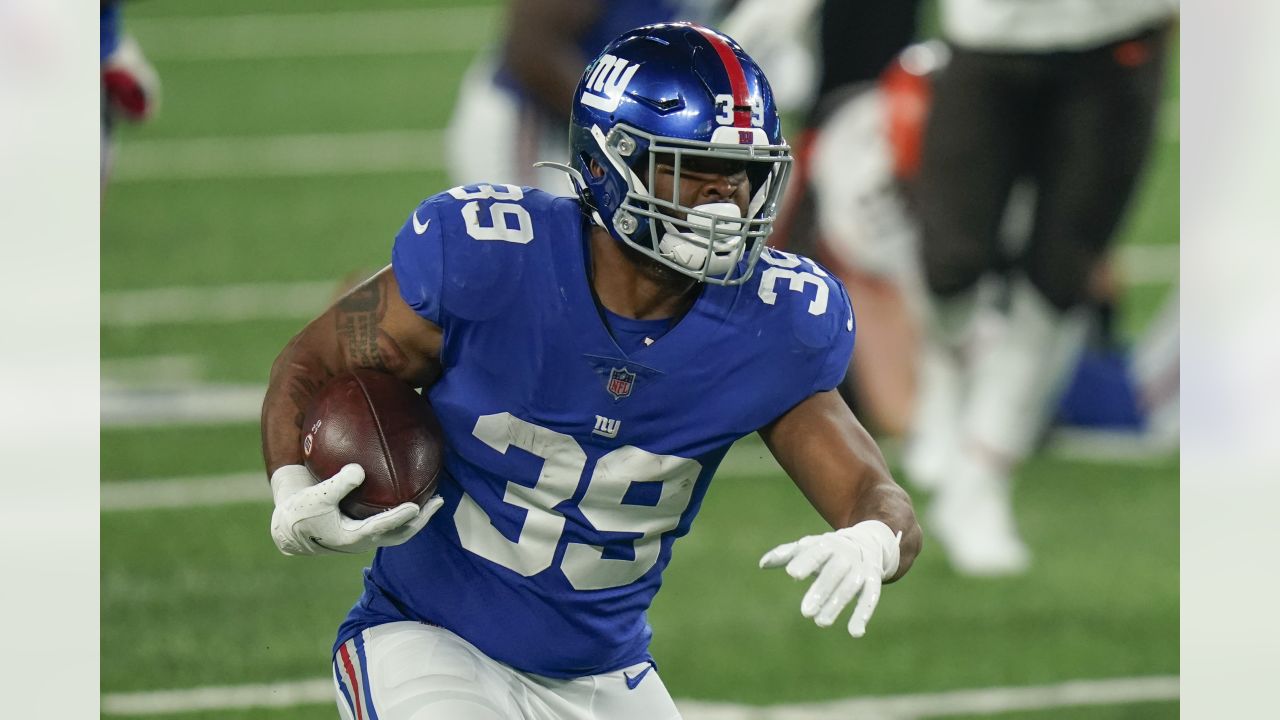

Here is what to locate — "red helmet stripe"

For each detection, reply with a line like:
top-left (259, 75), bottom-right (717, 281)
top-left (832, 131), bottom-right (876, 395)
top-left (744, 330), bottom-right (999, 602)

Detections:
top-left (692, 25), bottom-right (751, 127)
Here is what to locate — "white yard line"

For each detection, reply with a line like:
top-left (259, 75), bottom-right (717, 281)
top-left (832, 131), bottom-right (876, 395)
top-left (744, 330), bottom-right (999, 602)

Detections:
top-left (129, 7), bottom-right (499, 61)
top-left (683, 675), bottom-right (1179, 719)
top-left (1117, 242), bottom-right (1179, 286)
top-left (1046, 427), bottom-right (1179, 465)
top-left (113, 130), bottom-right (444, 182)
top-left (100, 419), bottom-right (1174, 514)
top-left (101, 383), bottom-right (265, 428)
top-left (101, 355), bottom-right (207, 385)
top-left (100, 447), bottom-right (784, 512)
top-left (100, 675), bottom-right (1177, 717)
top-left (102, 679), bottom-right (333, 716)
top-left (100, 245), bottom-right (1175, 327)
top-left (102, 280), bottom-right (336, 326)
top-left (101, 473), bottom-right (266, 512)
top-left (112, 125), bottom-right (1177, 183)
top-left (109, 97), bottom-right (1177, 183)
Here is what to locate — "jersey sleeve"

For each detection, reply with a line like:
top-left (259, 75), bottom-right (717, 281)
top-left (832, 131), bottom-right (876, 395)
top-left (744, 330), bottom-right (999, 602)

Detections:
top-left (392, 185), bottom-right (551, 329)
top-left (812, 273), bottom-right (857, 394)
top-left (739, 249), bottom-right (859, 429)
top-left (391, 198), bottom-right (446, 326)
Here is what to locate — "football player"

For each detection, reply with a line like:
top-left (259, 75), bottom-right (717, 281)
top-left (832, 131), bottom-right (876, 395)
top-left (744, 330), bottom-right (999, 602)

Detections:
top-left (909, 0), bottom-right (1177, 574)
top-left (101, 0), bottom-right (160, 190)
top-left (445, 0), bottom-right (723, 195)
top-left (262, 23), bottom-right (921, 720)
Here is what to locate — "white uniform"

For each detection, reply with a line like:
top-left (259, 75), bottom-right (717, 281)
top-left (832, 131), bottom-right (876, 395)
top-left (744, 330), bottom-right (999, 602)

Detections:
top-left (942, 0), bottom-right (1179, 51)
top-left (333, 623), bottom-right (681, 720)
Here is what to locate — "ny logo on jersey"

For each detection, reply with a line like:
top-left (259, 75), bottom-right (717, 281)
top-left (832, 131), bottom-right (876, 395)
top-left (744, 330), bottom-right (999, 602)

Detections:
top-left (581, 54), bottom-right (640, 112)
top-left (606, 366), bottom-right (636, 400)
top-left (592, 415), bottom-right (621, 439)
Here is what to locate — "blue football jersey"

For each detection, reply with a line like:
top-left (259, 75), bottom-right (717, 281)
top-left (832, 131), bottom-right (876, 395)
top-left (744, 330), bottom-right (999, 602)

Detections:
top-left (336, 185), bottom-right (856, 678)
top-left (101, 1), bottom-right (122, 62)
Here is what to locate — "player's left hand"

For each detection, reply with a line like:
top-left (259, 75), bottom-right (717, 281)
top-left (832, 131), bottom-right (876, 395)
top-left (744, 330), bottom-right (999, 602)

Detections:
top-left (759, 520), bottom-right (902, 638)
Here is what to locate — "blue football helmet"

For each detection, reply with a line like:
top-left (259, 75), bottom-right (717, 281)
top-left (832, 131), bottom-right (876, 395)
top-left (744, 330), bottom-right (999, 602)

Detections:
top-left (543, 22), bottom-right (792, 285)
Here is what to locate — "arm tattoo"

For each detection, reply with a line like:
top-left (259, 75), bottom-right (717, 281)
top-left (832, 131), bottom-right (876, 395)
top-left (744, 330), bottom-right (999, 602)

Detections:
top-left (335, 279), bottom-right (410, 374)
top-left (336, 281), bottom-right (383, 368)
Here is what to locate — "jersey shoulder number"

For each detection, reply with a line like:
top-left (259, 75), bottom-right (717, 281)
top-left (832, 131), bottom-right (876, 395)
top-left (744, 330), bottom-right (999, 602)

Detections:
top-left (392, 184), bottom-right (560, 325)
top-left (748, 247), bottom-right (857, 391)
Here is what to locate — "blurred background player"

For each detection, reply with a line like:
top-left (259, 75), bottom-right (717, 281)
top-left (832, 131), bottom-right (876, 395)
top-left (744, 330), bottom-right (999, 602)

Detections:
top-left (724, 0), bottom-right (927, 437)
top-left (907, 0), bottom-right (1178, 575)
top-left (726, 2), bottom-right (1179, 574)
top-left (101, 0), bottom-right (160, 192)
top-left (445, 0), bottom-right (725, 194)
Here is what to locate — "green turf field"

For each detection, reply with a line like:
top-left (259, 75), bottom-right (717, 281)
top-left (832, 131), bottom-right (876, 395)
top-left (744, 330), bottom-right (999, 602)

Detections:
top-left (102, 2), bottom-right (1179, 717)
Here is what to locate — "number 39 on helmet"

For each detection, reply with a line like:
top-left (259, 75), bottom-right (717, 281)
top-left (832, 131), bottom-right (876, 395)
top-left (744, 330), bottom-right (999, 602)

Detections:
top-left (544, 22), bottom-right (792, 286)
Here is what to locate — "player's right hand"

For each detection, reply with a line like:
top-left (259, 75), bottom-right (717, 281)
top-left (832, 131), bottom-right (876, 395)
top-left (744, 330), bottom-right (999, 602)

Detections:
top-left (269, 464), bottom-right (443, 556)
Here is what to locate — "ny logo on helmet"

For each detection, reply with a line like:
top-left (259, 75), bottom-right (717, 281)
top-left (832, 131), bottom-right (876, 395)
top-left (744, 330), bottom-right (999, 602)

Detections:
top-left (581, 54), bottom-right (640, 112)
top-left (606, 366), bottom-right (637, 400)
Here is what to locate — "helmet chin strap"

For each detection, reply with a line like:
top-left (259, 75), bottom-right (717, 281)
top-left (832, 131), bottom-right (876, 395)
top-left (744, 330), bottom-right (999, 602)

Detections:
top-left (658, 202), bottom-right (746, 275)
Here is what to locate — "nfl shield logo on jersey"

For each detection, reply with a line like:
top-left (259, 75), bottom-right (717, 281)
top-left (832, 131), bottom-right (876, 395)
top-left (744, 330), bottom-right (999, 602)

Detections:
top-left (606, 367), bottom-right (636, 400)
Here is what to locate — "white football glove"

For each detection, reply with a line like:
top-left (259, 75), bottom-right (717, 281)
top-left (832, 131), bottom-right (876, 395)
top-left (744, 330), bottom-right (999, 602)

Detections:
top-left (759, 520), bottom-right (902, 638)
top-left (269, 464), bottom-right (443, 556)
top-left (102, 35), bottom-right (161, 123)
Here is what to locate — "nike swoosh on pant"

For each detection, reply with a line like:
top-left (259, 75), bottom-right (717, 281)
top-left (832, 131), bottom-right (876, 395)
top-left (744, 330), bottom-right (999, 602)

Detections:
top-left (624, 664), bottom-right (653, 690)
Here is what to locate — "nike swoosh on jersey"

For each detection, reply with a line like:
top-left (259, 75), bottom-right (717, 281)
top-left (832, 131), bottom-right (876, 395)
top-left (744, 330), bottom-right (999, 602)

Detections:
top-left (412, 211), bottom-right (431, 235)
top-left (623, 664), bottom-right (653, 690)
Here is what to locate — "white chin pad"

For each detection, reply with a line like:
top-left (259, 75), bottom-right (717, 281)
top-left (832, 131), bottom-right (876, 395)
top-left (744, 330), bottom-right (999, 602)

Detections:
top-left (659, 202), bottom-right (746, 275)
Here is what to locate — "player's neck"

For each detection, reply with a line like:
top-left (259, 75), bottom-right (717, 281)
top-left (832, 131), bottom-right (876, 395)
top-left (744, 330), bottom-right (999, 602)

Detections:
top-left (587, 227), bottom-right (699, 321)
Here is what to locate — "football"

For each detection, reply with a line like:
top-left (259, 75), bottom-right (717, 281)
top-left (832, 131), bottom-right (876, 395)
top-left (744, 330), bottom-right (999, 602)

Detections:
top-left (301, 369), bottom-right (444, 519)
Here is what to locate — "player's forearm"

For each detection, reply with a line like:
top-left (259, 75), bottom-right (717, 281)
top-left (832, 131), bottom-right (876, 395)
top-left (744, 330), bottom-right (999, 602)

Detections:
top-left (834, 440), bottom-right (922, 581)
top-left (817, 427), bottom-right (922, 581)
top-left (261, 275), bottom-right (424, 476)
top-left (261, 323), bottom-right (341, 476)
top-left (845, 474), bottom-right (921, 582)
top-left (760, 390), bottom-right (922, 581)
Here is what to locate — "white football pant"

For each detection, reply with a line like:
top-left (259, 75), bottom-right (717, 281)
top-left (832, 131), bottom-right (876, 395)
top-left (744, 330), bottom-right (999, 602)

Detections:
top-left (920, 277), bottom-right (1089, 575)
top-left (332, 622), bottom-right (682, 720)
